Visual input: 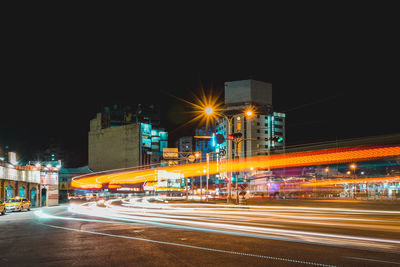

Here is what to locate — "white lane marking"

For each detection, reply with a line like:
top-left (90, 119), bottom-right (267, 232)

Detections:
top-left (68, 205), bottom-right (400, 246)
top-left (36, 208), bottom-right (400, 254)
top-left (37, 222), bottom-right (336, 267)
top-left (346, 256), bottom-right (400, 265)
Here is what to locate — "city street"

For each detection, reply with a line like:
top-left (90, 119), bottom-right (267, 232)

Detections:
top-left (2, 8), bottom-right (400, 267)
top-left (1, 199), bottom-right (400, 266)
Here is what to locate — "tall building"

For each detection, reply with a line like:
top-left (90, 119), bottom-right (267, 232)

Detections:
top-left (88, 111), bottom-right (168, 173)
top-left (216, 79), bottom-right (286, 160)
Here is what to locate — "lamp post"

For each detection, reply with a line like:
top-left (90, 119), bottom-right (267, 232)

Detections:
top-left (204, 106), bottom-right (254, 204)
top-left (350, 163), bottom-right (357, 199)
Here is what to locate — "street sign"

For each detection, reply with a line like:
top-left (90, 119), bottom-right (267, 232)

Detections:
top-left (163, 148), bottom-right (178, 159)
top-left (219, 149), bottom-right (226, 156)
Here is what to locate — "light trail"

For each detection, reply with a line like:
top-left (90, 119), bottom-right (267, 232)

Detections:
top-left (71, 145), bottom-right (400, 189)
top-left (303, 175), bottom-right (400, 187)
top-left (36, 198), bottom-right (400, 253)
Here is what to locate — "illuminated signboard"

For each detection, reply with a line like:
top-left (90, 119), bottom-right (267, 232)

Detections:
top-left (141, 123), bottom-right (152, 135)
top-left (141, 123), bottom-right (152, 148)
top-left (163, 148), bottom-right (178, 159)
top-left (159, 132), bottom-right (168, 141)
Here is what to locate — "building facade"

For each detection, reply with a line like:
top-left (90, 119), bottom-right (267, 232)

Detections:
top-left (216, 79), bottom-right (286, 160)
top-left (0, 157), bottom-right (59, 206)
top-left (89, 112), bottom-right (168, 172)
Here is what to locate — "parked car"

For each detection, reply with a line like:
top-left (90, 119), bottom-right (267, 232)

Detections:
top-left (0, 200), bottom-right (5, 215)
top-left (5, 197), bottom-right (31, 212)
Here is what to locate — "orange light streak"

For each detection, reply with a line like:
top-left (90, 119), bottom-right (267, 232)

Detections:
top-left (302, 176), bottom-right (400, 187)
top-left (71, 145), bottom-right (400, 189)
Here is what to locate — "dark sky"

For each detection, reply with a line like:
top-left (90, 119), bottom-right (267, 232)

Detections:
top-left (1, 12), bottom-right (399, 166)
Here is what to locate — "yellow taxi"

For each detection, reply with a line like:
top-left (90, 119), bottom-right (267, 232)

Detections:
top-left (0, 200), bottom-right (5, 215)
top-left (4, 197), bottom-right (31, 212)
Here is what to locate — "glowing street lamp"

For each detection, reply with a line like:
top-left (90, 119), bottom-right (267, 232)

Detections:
top-left (205, 106), bottom-right (213, 115)
top-left (203, 105), bottom-right (255, 204)
top-left (350, 163), bottom-right (357, 199)
top-left (245, 109), bottom-right (254, 117)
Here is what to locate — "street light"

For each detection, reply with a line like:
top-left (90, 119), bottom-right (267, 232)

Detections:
top-left (350, 163), bottom-right (357, 199)
top-left (245, 109), bottom-right (254, 117)
top-left (204, 106), bottom-right (255, 204)
top-left (205, 107), bottom-right (213, 115)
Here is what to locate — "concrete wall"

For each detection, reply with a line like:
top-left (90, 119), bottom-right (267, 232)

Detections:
top-left (89, 116), bottom-right (141, 172)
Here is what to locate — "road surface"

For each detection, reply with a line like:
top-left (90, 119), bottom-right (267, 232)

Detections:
top-left (1, 198), bottom-right (400, 266)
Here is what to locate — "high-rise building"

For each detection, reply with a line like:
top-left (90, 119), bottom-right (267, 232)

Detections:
top-left (216, 79), bottom-right (286, 159)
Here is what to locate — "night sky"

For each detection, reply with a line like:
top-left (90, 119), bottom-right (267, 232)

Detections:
top-left (1, 14), bottom-right (399, 167)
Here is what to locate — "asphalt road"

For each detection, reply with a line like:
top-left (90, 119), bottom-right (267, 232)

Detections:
top-left (1, 199), bottom-right (400, 267)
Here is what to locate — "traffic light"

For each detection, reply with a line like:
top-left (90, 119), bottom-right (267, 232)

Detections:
top-left (269, 136), bottom-right (284, 143)
top-left (232, 132), bottom-right (242, 138)
top-left (216, 132), bottom-right (243, 143)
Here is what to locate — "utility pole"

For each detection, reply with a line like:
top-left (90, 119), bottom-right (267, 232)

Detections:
top-left (200, 153), bottom-right (202, 201)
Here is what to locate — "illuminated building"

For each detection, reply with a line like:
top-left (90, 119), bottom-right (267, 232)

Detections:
top-left (88, 108), bottom-right (168, 172)
top-left (216, 79), bottom-right (286, 160)
top-left (0, 151), bottom-right (59, 206)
